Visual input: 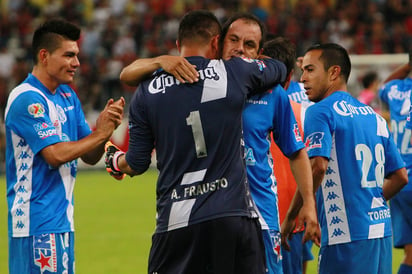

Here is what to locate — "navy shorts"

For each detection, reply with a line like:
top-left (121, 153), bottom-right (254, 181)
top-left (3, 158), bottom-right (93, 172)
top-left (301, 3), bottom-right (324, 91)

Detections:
top-left (318, 237), bottom-right (392, 274)
top-left (390, 190), bottom-right (412, 248)
top-left (148, 216), bottom-right (266, 274)
top-left (9, 232), bottom-right (75, 274)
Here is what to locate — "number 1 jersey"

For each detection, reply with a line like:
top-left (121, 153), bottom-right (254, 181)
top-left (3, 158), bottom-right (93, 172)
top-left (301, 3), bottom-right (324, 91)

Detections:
top-left (126, 56), bottom-right (286, 233)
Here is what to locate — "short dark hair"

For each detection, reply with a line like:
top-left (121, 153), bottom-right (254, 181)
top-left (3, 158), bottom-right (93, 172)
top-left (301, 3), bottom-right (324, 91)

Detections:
top-left (361, 71), bottom-right (378, 88)
top-left (305, 43), bottom-right (351, 82)
top-left (32, 18), bottom-right (81, 64)
top-left (178, 10), bottom-right (221, 46)
top-left (219, 12), bottom-right (266, 51)
top-left (262, 37), bottom-right (296, 77)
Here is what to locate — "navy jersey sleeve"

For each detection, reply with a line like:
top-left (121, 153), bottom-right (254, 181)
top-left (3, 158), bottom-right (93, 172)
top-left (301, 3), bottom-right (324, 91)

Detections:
top-left (125, 86), bottom-right (155, 174)
top-left (226, 57), bottom-right (286, 97)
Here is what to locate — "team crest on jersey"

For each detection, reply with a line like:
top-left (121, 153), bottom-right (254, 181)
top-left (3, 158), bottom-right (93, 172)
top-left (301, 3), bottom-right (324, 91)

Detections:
top-left (34, 234), bottom-right (58, 272)
top-left (56, 104), bottom-right (67, 124)
top-left (28, 103), bottom-right (45, 118)
top-left (305, 132), bottom-right (324, 150)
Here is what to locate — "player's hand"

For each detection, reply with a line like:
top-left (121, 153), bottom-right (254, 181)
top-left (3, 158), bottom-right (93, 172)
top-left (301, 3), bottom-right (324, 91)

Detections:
top-left (298, 200), bottom-right (320, 245)
top-left (105, 141), bottom-right (126, 180)
top-left (280, 217), bottom-right (296, 251)
top-left (158, 55), bottom-right (198, 83)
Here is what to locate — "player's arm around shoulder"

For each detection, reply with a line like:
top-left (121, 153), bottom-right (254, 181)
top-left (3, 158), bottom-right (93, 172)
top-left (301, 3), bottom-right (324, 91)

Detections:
top-left (229, 56), bottom-right (287, 92)
top-left (120, 55), bottom-right (198, 86)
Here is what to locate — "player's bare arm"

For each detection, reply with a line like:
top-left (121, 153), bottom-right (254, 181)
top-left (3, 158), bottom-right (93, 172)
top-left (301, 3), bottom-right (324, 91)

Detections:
top-left (281, 155), bottom-right (327, 249)
top-left (41, 97), bottom-right (125, 167)
top-left (382, 168), bottom-right (408, 200)
top-left (289, 149), bottom-right (318, 243)
top-left (120, 55), bottom-right (199, 86)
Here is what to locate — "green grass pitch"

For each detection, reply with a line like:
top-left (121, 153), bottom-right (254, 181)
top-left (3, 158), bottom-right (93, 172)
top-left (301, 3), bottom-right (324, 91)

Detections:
top-left (0, 169), bottom-right (404, 273)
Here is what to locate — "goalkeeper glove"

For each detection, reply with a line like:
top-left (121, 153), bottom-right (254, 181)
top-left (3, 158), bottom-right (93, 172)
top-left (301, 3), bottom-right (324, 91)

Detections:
top-left (105, 141), bottom-right (126, 180)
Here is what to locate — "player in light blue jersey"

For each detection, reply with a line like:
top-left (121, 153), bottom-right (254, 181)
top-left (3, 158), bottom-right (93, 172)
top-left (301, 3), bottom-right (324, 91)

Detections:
top-left (4, 18), bottom-right (124, 274)
top-left (380, 53), bottom-right (412, 274)
top-left (282, 43), bottom-right (408, 274)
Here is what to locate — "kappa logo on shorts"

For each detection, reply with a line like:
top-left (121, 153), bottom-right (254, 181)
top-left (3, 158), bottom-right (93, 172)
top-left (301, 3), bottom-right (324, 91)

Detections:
top-left (34, 234), bottom-right (58, 272)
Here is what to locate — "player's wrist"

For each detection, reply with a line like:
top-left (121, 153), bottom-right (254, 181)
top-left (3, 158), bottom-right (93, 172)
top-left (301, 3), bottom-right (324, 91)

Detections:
top-left (112, 151), bottom-right (125, 172)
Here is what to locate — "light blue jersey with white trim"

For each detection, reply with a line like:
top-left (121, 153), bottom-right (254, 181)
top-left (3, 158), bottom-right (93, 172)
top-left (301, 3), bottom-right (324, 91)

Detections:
top-left (380, 77), bottom-right (412, 191)
top-left (243, 85), bottom-right (304, 231)
top-left (5, 74), bottom-right (91, 237)
top-left (304, 91), bottom-right (404, 246)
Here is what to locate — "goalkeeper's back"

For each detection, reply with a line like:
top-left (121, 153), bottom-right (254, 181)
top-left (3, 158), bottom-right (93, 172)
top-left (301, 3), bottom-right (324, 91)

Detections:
top-left (126, 55), bottom-right (285, 233)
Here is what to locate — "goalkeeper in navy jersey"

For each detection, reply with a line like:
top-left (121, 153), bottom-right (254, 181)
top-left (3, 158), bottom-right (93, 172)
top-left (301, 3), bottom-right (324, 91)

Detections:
top-left (104, 10), bottom-right (288, 274)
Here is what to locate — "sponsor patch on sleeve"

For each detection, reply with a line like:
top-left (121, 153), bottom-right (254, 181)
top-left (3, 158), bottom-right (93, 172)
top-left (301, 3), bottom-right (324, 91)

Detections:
top-left (28, 103), bottom-right (45, 118)
top-left (304, 132), bottom-right (324, 150)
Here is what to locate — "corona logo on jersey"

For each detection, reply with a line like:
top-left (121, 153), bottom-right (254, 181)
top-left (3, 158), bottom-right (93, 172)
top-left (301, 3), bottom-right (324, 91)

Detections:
top-left (387, 85), bottom-right (410, 101)
top-left (148, 66), bottom-right (219, 94)
top-left (34, 234), bottom-right (58, 272)
top-left (333, 100), bottom-right (374, 117)
top-left (305, 132), bottom-right (324, 150)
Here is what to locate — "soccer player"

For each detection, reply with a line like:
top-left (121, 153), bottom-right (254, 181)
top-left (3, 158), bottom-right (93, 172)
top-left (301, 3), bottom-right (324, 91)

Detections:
top-left (282, 43), bottom-right (408, 274)
top-left (379, 54), bottom-right (412, 274)
top-left (105, 10), bottom-right (288, 273)
top-left (265, 37), bottom-right (315, 274)
top-left (119, 13), bottom-right (318, 274)
top-left (4, 18), bottom-right (125, 274)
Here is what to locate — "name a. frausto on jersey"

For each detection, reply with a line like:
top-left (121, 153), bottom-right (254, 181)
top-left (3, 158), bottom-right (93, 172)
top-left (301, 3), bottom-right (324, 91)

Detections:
top-left (171, 178), bottom-right (228, 200)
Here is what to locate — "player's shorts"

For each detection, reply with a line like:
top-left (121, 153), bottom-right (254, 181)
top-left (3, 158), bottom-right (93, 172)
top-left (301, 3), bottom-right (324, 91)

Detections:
top-left (148, 216), bottom-right (266, 274)
top-left (390, 190), bottom-right (412, 248)
top-left (318, 236), bottom-right (392, 274)
top-left (281, 231), bottom-right (314, 274)
top-left (9, 232), bottom-right (75, 274)
top-left (262, 229), bottom-right (282, 274)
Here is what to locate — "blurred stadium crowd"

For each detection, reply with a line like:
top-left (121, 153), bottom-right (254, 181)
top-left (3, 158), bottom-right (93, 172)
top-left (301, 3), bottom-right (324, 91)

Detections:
top-left (0, 0), bottom-right (411, 173)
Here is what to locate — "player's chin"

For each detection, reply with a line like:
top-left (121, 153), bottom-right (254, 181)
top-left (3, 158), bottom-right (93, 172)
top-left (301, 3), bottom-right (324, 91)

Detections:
top-left (62, 75), bottom-right (75, 84)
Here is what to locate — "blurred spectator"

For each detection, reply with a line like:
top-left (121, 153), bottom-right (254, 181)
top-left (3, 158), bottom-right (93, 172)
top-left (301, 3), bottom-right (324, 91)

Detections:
top-left (0, 0), bottom-right (411, 114)
top-left (357, 71), bottom-right (383, 115)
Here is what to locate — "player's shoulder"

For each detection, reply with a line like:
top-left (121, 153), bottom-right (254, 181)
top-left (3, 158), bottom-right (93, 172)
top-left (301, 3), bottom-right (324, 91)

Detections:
top-left (7, 82), bottom-right (47, 106)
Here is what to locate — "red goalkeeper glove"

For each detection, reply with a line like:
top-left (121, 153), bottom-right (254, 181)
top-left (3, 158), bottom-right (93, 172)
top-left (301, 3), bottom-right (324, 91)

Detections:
top-left (104, 141), bottom-right (126, 180)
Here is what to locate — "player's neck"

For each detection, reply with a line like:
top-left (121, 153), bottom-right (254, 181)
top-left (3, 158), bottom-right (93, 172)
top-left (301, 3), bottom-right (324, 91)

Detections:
top-left (32, 66), bottom-right (58, 94)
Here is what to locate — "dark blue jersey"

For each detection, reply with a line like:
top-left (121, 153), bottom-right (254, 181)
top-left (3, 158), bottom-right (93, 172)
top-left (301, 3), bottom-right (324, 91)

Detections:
top-left (126, 56), bottom-right (286, 233)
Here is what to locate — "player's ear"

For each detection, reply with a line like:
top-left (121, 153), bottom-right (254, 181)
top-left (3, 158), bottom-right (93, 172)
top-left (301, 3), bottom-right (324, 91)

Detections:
top-left (176, 40), bottom-right (181, 53)
top-left (211, 35), bottom-right (219, 52)
top-left (329, 65), bottom-right (341, 81)
top-left (39, 49), bottom-right (49, 65)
